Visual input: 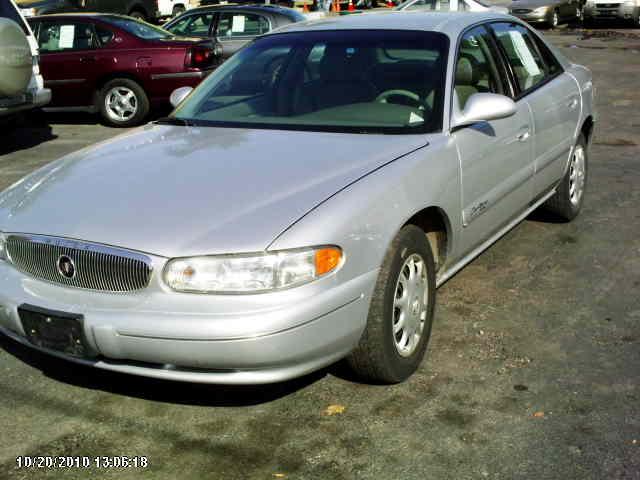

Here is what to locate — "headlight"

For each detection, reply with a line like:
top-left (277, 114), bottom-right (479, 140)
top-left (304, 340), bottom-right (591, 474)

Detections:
top-left (20, 8), bottom-right (36, 16)
top-left (0, 232), bottom-right (7, 262)
top-left (163, 246), bottom-right (343, 294)
top-left (534, 6), bottom-right (549, 13)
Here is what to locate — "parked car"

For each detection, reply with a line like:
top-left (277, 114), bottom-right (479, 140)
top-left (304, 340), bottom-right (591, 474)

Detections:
top-left (509, 0), bottom-right (584, 27)
top-left (582, 0), bottom-right (640, 26)
top-left (396, 0), bottom-right (509, 13)
top-left (17, 0), bottom-right (160, 22)
top-left (164, 4), bottom-right (305, 59)
top-left (0, 0), bottom-right (50, 118)
top-left (0, 12), bottom-right (594, 385)
top-left (27, 13), bottom-right (220, 126)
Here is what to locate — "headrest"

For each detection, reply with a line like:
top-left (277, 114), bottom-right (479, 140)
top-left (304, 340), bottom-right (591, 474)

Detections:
top-left (455, 55), bottom-right (479, 87)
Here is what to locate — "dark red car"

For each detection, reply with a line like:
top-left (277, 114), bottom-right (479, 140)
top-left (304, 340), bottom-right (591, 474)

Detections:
top-left (28, 14), bottom-right (220, 126)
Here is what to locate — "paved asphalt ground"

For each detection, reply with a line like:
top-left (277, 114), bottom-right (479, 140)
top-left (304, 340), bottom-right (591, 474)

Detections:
top-left (0, 25), bottom-right (639, 480)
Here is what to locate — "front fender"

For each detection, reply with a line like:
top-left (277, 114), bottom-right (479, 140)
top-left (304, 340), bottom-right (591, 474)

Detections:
top-left (268, 134), bottom-right (461, 287)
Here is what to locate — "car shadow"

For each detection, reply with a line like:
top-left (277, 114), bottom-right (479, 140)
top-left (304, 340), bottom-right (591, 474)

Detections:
top-left (0, 112), bottom-right (57, 155)
top-left (0, 333), bottom-right (328, 407)
top-left (526, 207), bottom-right (568, 224)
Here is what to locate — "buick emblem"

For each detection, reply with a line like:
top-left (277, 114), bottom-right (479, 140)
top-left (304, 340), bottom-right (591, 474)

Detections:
top-left (57, 255), bottom-right (76, 279)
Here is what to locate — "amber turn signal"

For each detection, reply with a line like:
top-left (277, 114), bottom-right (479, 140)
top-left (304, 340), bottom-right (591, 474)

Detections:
top-left (315, 247), bottom-right (342, 276)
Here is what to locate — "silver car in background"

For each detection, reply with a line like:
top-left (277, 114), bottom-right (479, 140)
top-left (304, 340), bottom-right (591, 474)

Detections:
top-left (583, 0), bottom-right (640, 25)
top-left (0, 12), bottom-right (595, 385)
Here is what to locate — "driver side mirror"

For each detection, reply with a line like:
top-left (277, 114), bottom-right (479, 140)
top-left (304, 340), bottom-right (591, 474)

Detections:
top-left (451, 92), bottom-right (517, 130)
top-left (169, 86), bottom-right (193, 108)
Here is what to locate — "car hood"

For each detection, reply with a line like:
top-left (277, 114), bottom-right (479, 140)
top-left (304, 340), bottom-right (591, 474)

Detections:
top-left (0, 124), bottom-right (427, 258)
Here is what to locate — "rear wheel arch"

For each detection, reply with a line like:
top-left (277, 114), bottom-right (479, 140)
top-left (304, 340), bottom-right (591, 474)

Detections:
top-left (94, 72), bottom-right (145, 96)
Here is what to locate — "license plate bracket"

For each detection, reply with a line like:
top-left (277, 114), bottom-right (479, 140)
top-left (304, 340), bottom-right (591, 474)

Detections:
top-left (18, 304), bottom-right (90, 358)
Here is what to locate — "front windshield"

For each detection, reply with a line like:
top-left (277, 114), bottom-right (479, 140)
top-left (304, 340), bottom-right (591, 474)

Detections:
top-left (106, 16), bottom-right (171, 40)
top-left (172, 30), bottom-right (449, 134)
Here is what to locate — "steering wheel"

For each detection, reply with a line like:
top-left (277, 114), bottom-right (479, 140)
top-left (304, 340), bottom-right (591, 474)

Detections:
top-left (375, 89), bottom-right (422, 107)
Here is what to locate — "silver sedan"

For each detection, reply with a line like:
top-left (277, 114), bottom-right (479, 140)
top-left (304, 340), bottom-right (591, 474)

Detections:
top-left (0, 12), bottom-right (595, 385)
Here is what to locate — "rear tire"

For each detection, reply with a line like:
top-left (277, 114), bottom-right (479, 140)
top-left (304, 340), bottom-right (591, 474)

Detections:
top-left (128, 9), bottom-right (147, 21)
top-left (543, 134), bottom-right (588, 221)
top-left (97, 78), bottom-right (149, 128)
top-left (347, 225), bottom-right (436, 384)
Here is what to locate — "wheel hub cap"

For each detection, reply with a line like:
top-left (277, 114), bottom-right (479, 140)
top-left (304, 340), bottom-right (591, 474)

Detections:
top-left (105, 86), bottom-right (138, 122)
top-left (568, 145), bottom-right (586, 206)
top-left (392, 253), bottom-right (429, 358)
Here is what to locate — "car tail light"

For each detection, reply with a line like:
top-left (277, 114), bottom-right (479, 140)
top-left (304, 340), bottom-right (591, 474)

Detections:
top-left (185, 46), bottom-right (213, 68)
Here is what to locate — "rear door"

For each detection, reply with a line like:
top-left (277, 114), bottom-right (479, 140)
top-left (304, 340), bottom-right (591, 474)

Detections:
top-left (452, 25), bottom-right (534, 256)
top-left (491, 22), bottom-right (581, 198)
top-left (214, 10), bottom-right (271, 59)
top-left (34, 19), bottom-right (100, 107)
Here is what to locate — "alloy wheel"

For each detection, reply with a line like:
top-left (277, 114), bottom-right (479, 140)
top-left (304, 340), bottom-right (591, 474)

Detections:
top-left (104, 86), bottom-right (138, 123)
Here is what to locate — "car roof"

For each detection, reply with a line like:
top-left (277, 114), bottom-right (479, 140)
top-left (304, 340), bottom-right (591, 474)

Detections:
top-left (184, 4), bottom-right (305, 19)
top-left (27, 13), bottom-right (139, 20)
top-left (268, 11), bottom-right (512, 37)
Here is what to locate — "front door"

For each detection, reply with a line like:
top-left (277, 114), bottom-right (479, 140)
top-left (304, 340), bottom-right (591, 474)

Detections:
top-left (35, 20), bottom-right (99, 107)
top-left (490, 22), bottom-right (581, 198)
top-left (452, 25), bottom-right (534, 256)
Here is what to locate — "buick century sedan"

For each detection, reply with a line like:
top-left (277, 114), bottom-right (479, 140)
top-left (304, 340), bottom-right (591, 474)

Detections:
top-left (0, 12), bottom-right (595, 385)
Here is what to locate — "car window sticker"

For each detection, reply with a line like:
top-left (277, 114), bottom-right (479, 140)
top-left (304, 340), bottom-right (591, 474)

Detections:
top-left (59, 24), bottom-right (75, 49)
top-left (231, 15), bottom-right (245, 33)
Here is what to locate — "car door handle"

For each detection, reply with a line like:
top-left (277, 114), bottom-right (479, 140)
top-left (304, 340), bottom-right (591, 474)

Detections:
top-left (517, 130), bottom-right (531, 142)
top-left (567, 98), bottom-right (579, 110)
top-left (80, 56), bottom-right (96, 63)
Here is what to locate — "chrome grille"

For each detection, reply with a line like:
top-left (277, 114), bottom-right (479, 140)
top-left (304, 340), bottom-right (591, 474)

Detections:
top-left (5, 234), bottom-right (152, 292)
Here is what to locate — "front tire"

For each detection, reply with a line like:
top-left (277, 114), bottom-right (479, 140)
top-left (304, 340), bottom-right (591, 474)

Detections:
top-left (347, 225), bottom-right (436, 384)
top-left (128, 9), bottom-right (147, 21)
top-left (543, 134), bottom-right (588, 221)
top-left (172, 4), bottom-right (186, 16)
top-left (97, 78), bottom-right (149, 127)
top-left (548, 10), bottom-right (560, 28)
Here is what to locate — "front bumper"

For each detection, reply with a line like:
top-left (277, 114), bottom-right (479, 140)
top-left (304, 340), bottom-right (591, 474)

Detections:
top-left (0, 260), bottom-right (376, 384)
top-left (584, 3), bottom-right (638, 20)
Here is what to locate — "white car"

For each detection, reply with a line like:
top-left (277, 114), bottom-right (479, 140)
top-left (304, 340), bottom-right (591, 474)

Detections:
top-left (396, 0), bottom-right (509, 13)
top-left (0, 0), bottom-right (50, 118)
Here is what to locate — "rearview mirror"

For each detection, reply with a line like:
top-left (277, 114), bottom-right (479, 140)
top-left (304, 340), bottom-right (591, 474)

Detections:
top-left (169, 86), bottom-right (193, 108)
top-left (451, 93), bottom-right (517, 130)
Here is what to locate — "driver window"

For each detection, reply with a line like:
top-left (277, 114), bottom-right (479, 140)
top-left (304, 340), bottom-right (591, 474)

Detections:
top-left (454, 26), bottom-right (504, 110)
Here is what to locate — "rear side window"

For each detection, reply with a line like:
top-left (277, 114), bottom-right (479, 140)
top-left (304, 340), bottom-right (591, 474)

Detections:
top-left (532, 34), bottom-right (562, 77)
top-left (166, 12), bottom-right (214, 37)
top-left (491, 22), bottom-right (547, 94)
top-left (216, 13), bottom-right (270, 38)
top-left (0, 0), bottom-right (30, 34)
top-left (37, 22), bottom-right (97, 52)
